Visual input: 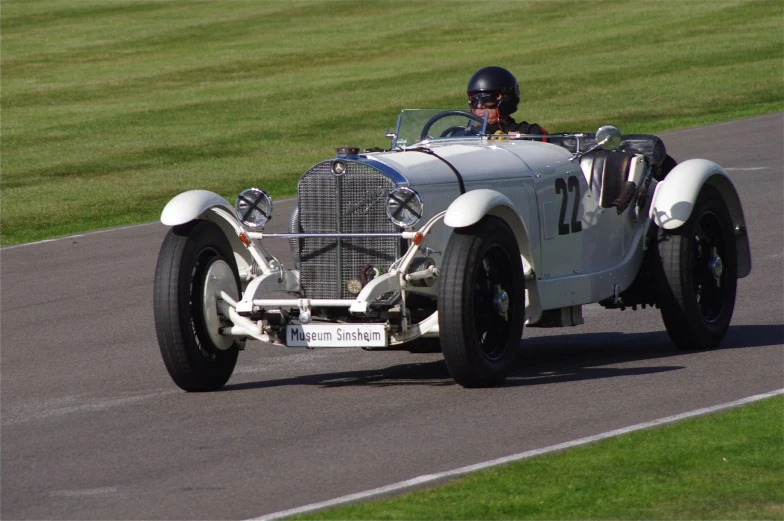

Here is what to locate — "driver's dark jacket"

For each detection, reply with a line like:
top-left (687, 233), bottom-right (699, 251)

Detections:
top-left (488, 116), bottom-right (548, 140)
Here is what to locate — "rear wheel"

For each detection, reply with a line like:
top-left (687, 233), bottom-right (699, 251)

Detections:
top-left (154, 220), bottom-right (241, 391)
top-left (654, 185), bottom-right (737, 350)
top-left (438, 216), bottom-right (524, 387)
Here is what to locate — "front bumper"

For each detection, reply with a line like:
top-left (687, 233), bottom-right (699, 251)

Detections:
top-left (220, 214), bottom-right (445, 348)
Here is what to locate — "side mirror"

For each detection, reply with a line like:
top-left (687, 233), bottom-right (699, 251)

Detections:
top-left (596, 125), bottom-right (622, 150)
top-left (568, 125), bottom-right (623, 162)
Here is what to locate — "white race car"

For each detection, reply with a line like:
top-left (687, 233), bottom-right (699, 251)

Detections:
top-left (153, 109), bottom-right (751, 391)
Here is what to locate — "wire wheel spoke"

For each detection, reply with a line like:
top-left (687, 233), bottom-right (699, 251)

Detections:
top-left (692, 211), bottom-right (727, 322)
top-left (473, 245), bottom-right (514, 360)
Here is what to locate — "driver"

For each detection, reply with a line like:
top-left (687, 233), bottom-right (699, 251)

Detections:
top-left (467, 66), bottom-right (548, 140)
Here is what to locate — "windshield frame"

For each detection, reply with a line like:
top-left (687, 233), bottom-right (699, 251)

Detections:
top-left (390, 109), bottom-right (488, 149)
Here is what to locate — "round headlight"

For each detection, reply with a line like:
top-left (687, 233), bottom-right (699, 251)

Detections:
top-left (385, 187), bottom-right (423, 228)
top-left (235, 188), bottom-right (273, 229)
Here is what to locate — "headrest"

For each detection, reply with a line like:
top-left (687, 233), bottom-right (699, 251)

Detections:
top-left (556, 133), bottom-right (667, 166)
top-left (618, 134), bottom-right (667, 166)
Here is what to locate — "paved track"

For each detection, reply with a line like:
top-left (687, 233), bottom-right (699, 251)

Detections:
top-left (2, 113), bottom-right (782, 520)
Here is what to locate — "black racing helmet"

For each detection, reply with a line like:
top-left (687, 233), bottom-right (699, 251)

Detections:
top-left (466, 66), bottom-right (520, 117)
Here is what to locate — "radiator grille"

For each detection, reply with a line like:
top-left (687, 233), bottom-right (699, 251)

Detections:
top-left (298, 160), bottom-right (400, 300)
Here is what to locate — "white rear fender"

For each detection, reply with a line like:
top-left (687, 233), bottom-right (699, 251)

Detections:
top-left (161, 190), bottom-right (253, 278)
top-left (649, 159), bottom-right (750, 278)
top-left (444, 189), bottom-right (542, 323)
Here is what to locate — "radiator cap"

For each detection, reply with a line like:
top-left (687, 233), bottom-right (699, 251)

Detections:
top-left (336, 146), bottom-right (360, 158)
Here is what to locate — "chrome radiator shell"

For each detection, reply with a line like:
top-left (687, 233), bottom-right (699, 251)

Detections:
top-left (296, 160), bottom-right (401, 300)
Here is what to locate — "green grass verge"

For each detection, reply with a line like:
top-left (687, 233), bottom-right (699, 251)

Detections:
top-left (289, 396), bottom-right (784, 520)
top-left (2, 0), bottom-right (783, 244)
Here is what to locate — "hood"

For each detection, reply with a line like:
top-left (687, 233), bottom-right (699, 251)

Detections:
top-left (365, 141), bottom-right (572, 187)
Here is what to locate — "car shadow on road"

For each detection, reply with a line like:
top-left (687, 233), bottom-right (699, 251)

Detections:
top-left (222, 324), bottom-right (783, 391)
top-left (503, 323), bottom-right (782, 387)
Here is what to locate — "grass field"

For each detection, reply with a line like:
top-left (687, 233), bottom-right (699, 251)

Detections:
top-left (1, 0), bottom-right (782, 244)
top-left (288, 396), bottom-right (784, 520)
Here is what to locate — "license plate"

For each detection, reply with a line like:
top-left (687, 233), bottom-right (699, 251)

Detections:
top-left (286, 324), bottom-right (387, 348)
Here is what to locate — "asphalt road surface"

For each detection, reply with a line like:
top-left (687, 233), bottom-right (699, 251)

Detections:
top-left (2, 113), bottom-right (782, 520)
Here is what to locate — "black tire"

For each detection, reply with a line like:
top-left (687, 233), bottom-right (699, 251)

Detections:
top-left (154, 220), bottom-right (241, 391)
top-left (654, 185), bottom-right (738, 350)
top-left (438, 216), bottom-right (525, 387)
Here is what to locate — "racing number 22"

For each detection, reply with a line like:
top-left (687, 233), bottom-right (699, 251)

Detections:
top-left (555, 176), bottom-right (583, 235)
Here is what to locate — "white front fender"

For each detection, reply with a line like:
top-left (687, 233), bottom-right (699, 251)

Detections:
top-left (160, 190), bottom-right (254, 279)
top-left (161, 190), bottom-right (234, 226)
top-left (649, 159), bottom-right (751, 278)
top-left (443, 189), bottom-right (542, 324)
top-left (444, 189), bottom-right (514, 228)
top-left (443, 190), bottom-right (530, 254)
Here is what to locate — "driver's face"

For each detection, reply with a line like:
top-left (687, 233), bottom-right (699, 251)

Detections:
top-left (471, 105), bottom-right (499, 125)
top-left (468, 92), bottom-right (501, 125)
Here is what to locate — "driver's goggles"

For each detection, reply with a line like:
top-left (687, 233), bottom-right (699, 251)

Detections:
top-left (468, 91), bottom-right (500, 109)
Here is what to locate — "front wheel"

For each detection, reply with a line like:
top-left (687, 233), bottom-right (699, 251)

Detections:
top-left (438, 216), bottom-right (525, 387)
top-left (654, 185), bottom-right (738, 350)
top-left (154, 220), bottom-right (242, 391)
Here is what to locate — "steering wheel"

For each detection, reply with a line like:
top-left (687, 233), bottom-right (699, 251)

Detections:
top-left (439, 125), bottom-right (480, 138)
top-left (420, 110), bottom-right (486, 141)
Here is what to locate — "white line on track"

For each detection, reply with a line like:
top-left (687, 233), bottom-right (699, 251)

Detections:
top-left (248, 388), bottom-right (784, 521)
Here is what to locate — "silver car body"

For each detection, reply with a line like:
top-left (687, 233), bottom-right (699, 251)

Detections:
top-left (159, 109), bottom-right (751, 350)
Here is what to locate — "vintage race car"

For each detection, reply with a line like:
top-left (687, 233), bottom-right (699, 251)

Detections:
top-left (153, 109), bottom-right (751, 391)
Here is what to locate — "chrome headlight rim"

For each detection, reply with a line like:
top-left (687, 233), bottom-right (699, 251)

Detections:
top-left (385, 186), bottom-right (423, 228)
top-left (235, 188), bottom-right (273, 229)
